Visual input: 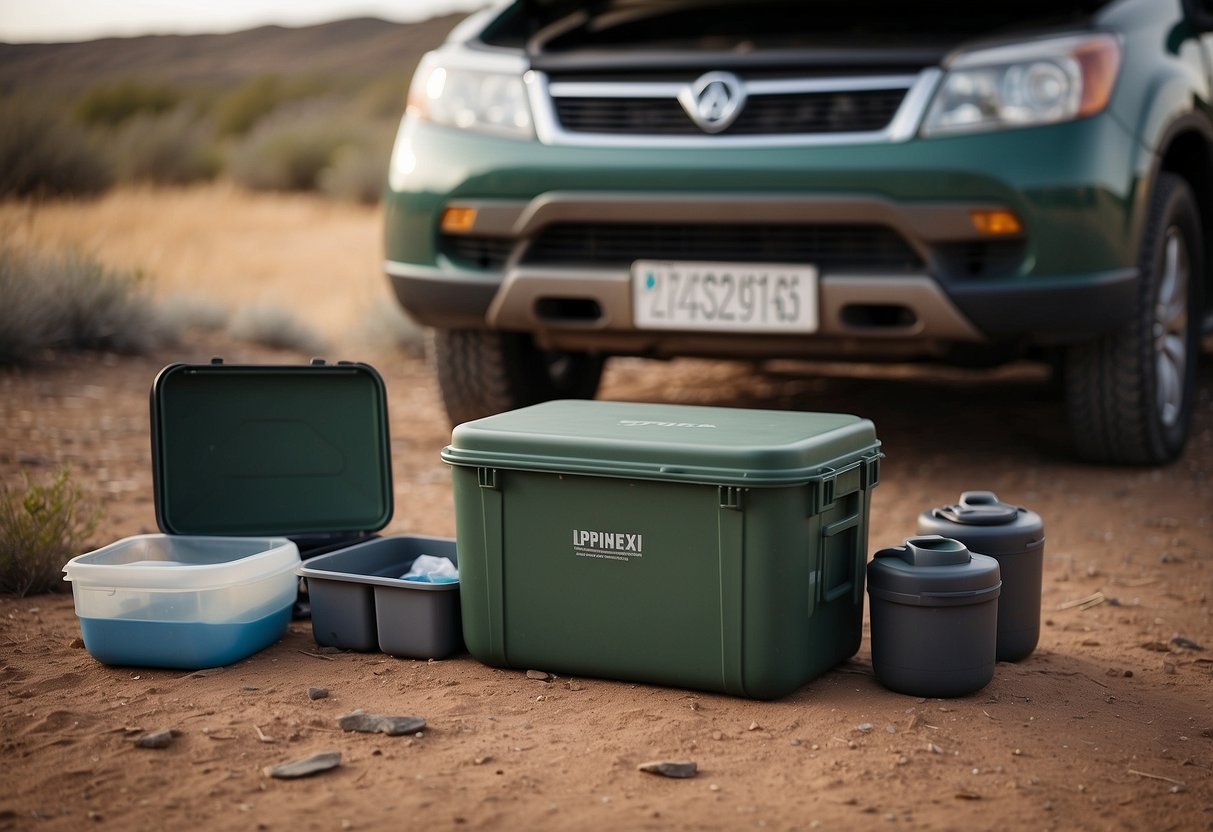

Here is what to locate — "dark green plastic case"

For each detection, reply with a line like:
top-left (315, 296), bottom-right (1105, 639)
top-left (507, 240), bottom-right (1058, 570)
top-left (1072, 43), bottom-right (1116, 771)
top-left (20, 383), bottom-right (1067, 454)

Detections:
top-left (150, 360), bottom-right (392, 540)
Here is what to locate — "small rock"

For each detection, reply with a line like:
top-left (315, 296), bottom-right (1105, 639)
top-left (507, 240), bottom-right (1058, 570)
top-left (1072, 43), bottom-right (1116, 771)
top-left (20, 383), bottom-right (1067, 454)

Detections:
top-left (68, 637), bottom-right (85, 649)
top-left (927, 743), bottom-right (943, 754)
top-left (337, 711), bottom-right (426, 736)
top-left (689, 701), bottom-right (700, 711)
top-left (135, 729), bottom-right (180, 749)
top-left (855, 723), bottom-right (874, 733)
top-left (748, 721), bottom-right (760, 731)
top-left (712, 731), bottom-right (724, 741)
top-left (884, 725), bottom-right (896, 734)
top-left (1141, 641), bottom-right (1172, 653)
top-left (905, 714), bottom-right (923, 731)
top-left (637, 760), bottom-right (697, 779)
top-left (1171, 636), bottom-right (1205, 651)
top-left (790, 738), bottom-right (802, 746)
top-left (1124, 670), bottom-right (1134, 678)
top-left (1163, 662), bottom-right (1177, 675)
top-left (1106, 668), bottom-right (1120, 677)
top-left (954, 792), bottom-right (982, 801)
top-left (308, 687), bottom-right (329, 700)
top-left (896, 755), bottom-right (909, 766)
top-left (526, 670), bottom-right (552, 681)
top-left (264, 751), bottom-right (341, 779)
top-left (87, 811), bottom-right (102, 821)
top-left (242, 685), bottom-right (259, 691)
top-left (1201, 728), bottom-right (1213, 739)
top-left (1107, 597), bottom-right (1121, 606)
top-left (473, 755), bottom-right (493, 765)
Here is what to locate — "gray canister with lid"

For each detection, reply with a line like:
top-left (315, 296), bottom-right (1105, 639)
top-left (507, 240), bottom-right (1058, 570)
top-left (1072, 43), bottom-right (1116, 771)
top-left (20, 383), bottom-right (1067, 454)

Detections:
top-left (917, 491), bottom-right (1043, 662)
top-left (867, 535), bottom-right (1001, 698)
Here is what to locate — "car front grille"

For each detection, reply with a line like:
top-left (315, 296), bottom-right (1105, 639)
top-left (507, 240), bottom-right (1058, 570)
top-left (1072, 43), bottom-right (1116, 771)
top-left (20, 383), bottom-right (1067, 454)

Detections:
top-left (519, 222), bottom-right (924, 271)
top-left (553, 88), bottom-right (907, 136)
top-left (439, 235), bottom-right (516, 270)
top-left (439, 224), bottom-right (1028, 279)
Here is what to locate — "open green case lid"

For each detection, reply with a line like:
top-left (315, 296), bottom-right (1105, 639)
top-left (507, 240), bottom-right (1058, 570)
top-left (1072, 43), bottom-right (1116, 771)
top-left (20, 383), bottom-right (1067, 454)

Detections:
top-left (151, 360), bottom-right (393, 537)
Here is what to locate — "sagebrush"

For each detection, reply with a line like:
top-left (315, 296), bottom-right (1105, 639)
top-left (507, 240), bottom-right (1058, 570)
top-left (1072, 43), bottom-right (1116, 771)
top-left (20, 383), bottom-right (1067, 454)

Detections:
top-left (0, 469), bottom-right (101, 597)
top-left (0, 96), bottom-right (113, 197)
top-left (0, 245), bottom-right (171, 364)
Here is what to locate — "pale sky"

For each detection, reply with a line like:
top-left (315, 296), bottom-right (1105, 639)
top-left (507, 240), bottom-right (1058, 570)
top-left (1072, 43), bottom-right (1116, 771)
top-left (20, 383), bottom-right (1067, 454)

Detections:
top-left (0, 0), bottom-right (494, 43)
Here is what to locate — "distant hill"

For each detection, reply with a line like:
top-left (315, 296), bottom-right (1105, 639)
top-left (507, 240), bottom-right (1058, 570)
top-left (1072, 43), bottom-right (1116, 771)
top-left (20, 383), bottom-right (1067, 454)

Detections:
top-left (0, 15), bottom-right (465, 93)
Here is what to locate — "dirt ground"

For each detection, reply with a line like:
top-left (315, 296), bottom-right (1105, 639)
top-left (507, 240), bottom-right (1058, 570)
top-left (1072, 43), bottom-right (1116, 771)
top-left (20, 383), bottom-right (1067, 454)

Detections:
top-left (1, 334), bottom-right (1210, 832)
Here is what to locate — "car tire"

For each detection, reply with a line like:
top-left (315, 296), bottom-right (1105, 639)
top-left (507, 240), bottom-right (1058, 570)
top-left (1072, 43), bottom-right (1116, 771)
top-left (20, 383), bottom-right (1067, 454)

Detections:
top-left (428, 328), bottom-right (605, 426)
top-left (1064, 172), bottom-right (1204, 464)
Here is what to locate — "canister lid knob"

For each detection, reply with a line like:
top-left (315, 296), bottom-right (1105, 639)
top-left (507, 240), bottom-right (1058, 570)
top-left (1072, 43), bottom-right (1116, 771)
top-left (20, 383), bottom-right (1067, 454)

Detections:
top-left (933, 490), bottom-right (1021, 526)
top-left (877, 535), bottom-right (971, 567)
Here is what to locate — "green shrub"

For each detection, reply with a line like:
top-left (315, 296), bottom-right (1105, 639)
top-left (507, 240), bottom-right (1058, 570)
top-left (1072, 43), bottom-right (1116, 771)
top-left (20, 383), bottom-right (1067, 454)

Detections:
top-left (228, 303), bottom-right (327, 355)
top-left (0, 245), bottom-right (171, 365)
top-left (109, 107), bottom-right (221, 185)
top-left (360, 297), bottom-right (425, 356)
top-left (316, 129), bottom-right (393, 204)
top-left (0, 469), bottom-right (101, 597)
top-left (226, 101), bottom-right (357, 192)
top-left (352, 75), bottom-right (409, 120)
top-left (156, 294), bottom-right (231, 333)
top-left (0, 96), bottom-right (114, 197)
top-left (215, 74), bottom-right (334, 137)
top-left (75, 78), bottom-right (183, 127)
top-left (215, 75), bottom-right (287, 137)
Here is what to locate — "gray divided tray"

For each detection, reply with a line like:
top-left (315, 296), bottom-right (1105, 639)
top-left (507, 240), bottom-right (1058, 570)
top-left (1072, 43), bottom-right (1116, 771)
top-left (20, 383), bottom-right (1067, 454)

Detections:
top-left (297, 535), bottom-right (461, 659)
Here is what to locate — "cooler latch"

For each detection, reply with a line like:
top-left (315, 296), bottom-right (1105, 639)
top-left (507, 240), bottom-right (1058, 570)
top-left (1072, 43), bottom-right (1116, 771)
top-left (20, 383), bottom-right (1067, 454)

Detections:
top-left (477, 467), bottom-right (499, 489)
top-left (813, 453), bottom-right (881, 514)
top-left (719, 486), bottom-right (744, 510)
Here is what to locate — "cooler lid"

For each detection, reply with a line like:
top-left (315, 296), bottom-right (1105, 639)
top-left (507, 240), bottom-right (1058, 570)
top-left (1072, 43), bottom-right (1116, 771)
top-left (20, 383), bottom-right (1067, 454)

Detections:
top-left (151, 361), bottom-right (393, 537)
top-left (441, 400), bottom-right (879, 486)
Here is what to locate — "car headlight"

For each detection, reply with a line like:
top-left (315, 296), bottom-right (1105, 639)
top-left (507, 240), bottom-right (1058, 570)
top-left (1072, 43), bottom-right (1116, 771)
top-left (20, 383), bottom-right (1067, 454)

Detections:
top-left (406, 53), bottom-right (534, 139)
top-left (921, 34), bottom-right (1121, 136)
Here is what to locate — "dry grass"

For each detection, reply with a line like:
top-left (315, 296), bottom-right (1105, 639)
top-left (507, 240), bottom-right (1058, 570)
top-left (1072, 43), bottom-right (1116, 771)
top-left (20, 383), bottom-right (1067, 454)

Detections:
top-left (0, 182), bottom-right (416, 356)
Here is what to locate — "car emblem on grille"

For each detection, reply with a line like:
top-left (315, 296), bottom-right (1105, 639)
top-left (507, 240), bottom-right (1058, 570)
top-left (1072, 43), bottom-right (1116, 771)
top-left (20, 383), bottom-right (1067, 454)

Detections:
top-left (678, 71), bottom-right (746, 133)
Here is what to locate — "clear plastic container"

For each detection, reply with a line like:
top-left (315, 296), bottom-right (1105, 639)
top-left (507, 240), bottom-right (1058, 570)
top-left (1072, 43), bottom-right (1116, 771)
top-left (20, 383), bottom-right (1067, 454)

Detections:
top-left (63, 534), bottom-right (300, 668)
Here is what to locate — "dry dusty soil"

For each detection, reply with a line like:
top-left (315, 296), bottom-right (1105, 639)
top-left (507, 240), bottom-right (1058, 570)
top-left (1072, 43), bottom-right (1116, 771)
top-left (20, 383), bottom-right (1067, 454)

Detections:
top-left (1, 333), bottom-right (1211, 832)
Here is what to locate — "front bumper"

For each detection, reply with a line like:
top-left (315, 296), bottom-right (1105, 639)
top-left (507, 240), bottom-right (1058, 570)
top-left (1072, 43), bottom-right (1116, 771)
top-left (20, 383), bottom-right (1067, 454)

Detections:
top-left (385, 114), bottom-right (1143, 356)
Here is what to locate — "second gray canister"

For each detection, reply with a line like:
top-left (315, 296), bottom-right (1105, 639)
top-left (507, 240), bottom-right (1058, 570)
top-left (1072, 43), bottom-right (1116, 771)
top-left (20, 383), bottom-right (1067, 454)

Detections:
top-left (918, 491), bottom-right (1044, 662)
top-left (867, 536), bottom-right (1001, 698)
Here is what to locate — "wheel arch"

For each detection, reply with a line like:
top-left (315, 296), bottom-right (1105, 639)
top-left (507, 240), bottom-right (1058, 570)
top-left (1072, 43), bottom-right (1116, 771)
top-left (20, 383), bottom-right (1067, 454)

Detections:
top-left (1153, 116), bottom-right (1213, 331)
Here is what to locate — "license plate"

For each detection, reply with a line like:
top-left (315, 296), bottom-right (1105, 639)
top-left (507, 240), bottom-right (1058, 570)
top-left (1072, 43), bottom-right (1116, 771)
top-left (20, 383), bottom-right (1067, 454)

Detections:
top-left (632, 260), bottom-right (818, 333)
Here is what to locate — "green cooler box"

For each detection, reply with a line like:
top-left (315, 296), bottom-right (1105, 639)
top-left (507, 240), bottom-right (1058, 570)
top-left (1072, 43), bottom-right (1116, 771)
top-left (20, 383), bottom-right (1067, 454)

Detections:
top-left (442, 400), bottom-right (881, 699)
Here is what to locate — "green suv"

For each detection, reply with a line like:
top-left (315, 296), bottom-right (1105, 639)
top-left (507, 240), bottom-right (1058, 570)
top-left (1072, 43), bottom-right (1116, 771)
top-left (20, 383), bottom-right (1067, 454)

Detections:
top-left (384, 0), bottom-right (1212, 464)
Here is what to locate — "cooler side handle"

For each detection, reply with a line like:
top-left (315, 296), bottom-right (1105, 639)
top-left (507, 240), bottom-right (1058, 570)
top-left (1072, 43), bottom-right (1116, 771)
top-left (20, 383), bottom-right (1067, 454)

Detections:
top-left (477, 467), bottom-right (508, 665)
top-left (717, 486), bottom-right (747, 698)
